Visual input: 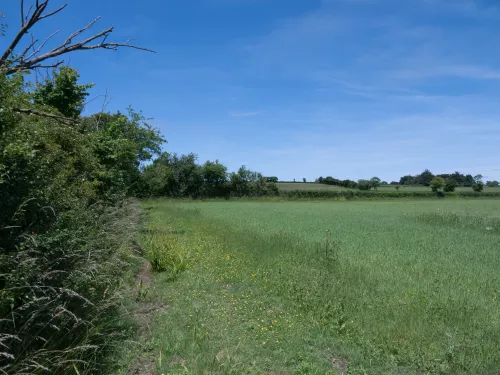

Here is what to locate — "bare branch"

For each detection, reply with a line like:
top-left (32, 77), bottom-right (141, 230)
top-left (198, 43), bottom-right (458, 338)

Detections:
top-left (55, 17), bottom-right (102, 51)
top-left (8, 60), bottom-right (64, 75)
top-left (17, 36), bottom-right (39, 61)
top-left (1, 0), bottom-right (155, 75)
top-left (95, 89), bottom-right (112, 130)
top-left (25, 4), bottom-right (34, 24)
top-left (25, 61), bottom-right (64, 70)
top-left (38, 3), bottom-right (67, 20)
top-left (15, 108), bottom-right (78, 123)
top-left (0, 0), bottom-right (49, 64)
top-left (21, 0), bottom-right (25, 26)
top-left (24, 30), bottom-right (60, 61)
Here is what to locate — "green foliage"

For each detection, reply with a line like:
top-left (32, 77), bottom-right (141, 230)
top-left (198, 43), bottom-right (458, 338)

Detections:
top-left (142, 159), bottom-right (278, 199)
top-left (0, 73), bottom-right (30, 134)
top-left (317, 176), bottom-right (359, 189)
top-left (419, 169), bottom-right (435, 186)
top-left (0, 64), bottom-right (163, 372)
top-left (370, 176), bottom-right (381, 190)
top-left (142, 152), bottom-right (203, 197)
top-left (80, 109), bottom-right (164, 199)
top-left (357, 179), bottom-right (372, 191)
top-left (443, 180), bottom-right (457, 192)
top-left (486, 180), bottom-right (500, 187)
top-left (227, 165), bottom-right (278, 197)
top-left (202, 159), bottom-right (227, 185)
top-left (472, 183), bottom-right (484, 192)
top-left (142, 234), bottom-right (189, 280)
top-left (400, 171), bottom-right (478, 187)
top-left (279, 189), bottom-right (500, 199)
top-left (34, 66), bottom-right (94, 118)
top-left (1, 201), bottom-right (141, 374)
top-left (230, 165), bottom-right (263, 183)
top-left (266, 176), bottom-right (279, 183)
top-left (430, 177), bottom-right (445, 192)
top-left (472, 175), bottom-right (484, 192)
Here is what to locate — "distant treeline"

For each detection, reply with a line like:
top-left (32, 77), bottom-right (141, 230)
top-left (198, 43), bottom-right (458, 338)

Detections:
top-left (316, 170), bottom-right (500, 190)
top-left (281, 190), bottom-right (500, 200)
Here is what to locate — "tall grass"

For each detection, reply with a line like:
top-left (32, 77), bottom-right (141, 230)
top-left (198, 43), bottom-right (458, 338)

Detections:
top-left (142, 199), bottom-right (500, 374)
top-left (0, 200), bottom-right (141, 374)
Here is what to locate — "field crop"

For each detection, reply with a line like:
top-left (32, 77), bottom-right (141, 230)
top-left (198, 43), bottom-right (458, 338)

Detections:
top-left (138, 199), bottom-right (500, 374)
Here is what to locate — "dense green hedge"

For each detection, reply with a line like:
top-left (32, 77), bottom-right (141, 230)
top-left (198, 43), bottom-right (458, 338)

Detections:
top-left (1, 69), bottom-right (161, 373)
top-left (279, 189), bottom-right (500, 200)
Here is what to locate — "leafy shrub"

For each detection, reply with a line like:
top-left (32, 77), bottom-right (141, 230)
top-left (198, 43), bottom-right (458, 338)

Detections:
top-left (370, 177), bottom-right (381, 190)
top-left (357, 180), bottom-right (372, 191)
top-left (430, 177), bottom-right (445, 192)
top-left (472, 183), bottom-right (484, 192)
top-left (444, 180), bottom-right (457, 192)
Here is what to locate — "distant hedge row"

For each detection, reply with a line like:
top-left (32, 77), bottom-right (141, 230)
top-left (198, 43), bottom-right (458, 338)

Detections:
top-left (279, 190), bottom-right (500, 200)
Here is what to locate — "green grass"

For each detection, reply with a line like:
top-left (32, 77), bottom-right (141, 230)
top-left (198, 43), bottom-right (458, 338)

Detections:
top-left (138, 199), bottom-right (500, 374)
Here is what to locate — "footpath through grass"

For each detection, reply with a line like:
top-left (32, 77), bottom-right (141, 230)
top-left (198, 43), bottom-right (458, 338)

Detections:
top-left (137, 199), bottom-right (500, 374)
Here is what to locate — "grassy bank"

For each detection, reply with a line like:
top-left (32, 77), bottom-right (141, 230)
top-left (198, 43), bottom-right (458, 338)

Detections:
top-left (137, 199), bottom-right (500, 374)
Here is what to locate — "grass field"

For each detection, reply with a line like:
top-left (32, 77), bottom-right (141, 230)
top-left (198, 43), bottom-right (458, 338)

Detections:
top-left (137, 199), bottom-right (500, 374)
top-left (277, 182), bottom-right (500, 193)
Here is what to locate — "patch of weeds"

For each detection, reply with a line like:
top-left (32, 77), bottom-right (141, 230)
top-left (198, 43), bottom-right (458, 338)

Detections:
top-left (142, 235), bottom-right (190, 280)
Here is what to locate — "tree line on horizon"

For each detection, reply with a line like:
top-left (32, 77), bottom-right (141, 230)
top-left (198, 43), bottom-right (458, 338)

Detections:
top-left (315, 169), bottom-right (499, 191)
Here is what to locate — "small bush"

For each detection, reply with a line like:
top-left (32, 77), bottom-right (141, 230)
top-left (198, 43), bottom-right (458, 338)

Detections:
top-left (444, 180), bottom-right (457, 192)
top-left (430, 177), bottom-right (445, 192)
top-left (357, 180), bottom-right (372, 191)
top-left (472, 183), bottom-right (484, 192)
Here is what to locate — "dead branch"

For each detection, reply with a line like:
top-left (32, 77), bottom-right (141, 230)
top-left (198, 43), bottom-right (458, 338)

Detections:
top-left (1, 0), bottom-right (155, 76)
top-left (15, 108), bottom-right (78, 123)
top-left (24, 30), bottom-right (60, 61)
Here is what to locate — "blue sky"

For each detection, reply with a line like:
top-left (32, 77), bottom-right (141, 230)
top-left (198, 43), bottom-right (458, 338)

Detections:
top-left (2, 0), bottom-right (500, 182)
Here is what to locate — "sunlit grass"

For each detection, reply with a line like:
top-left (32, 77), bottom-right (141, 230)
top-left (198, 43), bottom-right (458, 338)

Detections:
top-left (140, 199), bottom-right (500, 374)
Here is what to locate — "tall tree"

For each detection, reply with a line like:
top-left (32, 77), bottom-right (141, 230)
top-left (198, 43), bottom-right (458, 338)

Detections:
top-left (418, 169), bottom-right (435, 186)
top-left (370, 176), bottom-right (381, 190)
